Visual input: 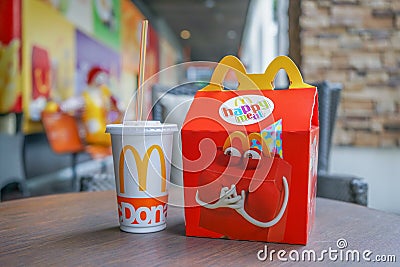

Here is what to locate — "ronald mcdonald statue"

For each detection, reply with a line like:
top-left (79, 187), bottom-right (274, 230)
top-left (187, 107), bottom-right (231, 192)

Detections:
top-left (81, 66), bottom-right (121, 146)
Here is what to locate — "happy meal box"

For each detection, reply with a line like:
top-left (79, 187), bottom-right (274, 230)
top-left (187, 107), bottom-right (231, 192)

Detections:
top-left (181, 56), bottom-right (319, 245)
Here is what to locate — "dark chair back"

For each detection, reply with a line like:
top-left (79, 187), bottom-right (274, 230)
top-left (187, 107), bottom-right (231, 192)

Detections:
top-left (314, 81), bottom-right (342, 173)
top-left (314, 81), bottom-right (368, 206)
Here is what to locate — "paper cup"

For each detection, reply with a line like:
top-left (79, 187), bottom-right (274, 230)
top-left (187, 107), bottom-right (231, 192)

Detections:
top-left (106, 121), bottom-right (178, 233)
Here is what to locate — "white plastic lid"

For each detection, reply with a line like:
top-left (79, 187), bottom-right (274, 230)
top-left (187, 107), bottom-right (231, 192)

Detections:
top-left (106, 121), bottom-right (178, 135)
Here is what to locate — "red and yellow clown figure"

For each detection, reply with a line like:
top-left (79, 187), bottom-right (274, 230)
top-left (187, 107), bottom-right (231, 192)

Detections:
top-left (82, 66), bottom-right (121, 146)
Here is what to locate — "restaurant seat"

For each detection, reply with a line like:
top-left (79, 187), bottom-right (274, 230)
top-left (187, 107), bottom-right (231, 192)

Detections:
top-left (41, 111), bottom-right (112, 191)
top-left (314, 81), bottom-right (368, 206)
top-left (0, 132), bottom-right (29, 200)
top-left (0, 113), bottom-right (29, 200)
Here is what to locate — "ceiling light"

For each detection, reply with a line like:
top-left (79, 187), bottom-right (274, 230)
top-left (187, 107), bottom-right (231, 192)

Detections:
top-left (180, 30), bottom-right (191, 40)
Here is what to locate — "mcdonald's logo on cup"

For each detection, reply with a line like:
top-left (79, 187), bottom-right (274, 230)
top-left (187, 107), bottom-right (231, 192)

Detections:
top-left (106, 121), bottom-right (177, 233)
top-left (118, 144), bottom-right (167, 194)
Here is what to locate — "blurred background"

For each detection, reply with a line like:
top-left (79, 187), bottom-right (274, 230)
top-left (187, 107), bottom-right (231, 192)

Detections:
top-left (0, 0), bottom-right (399, 214)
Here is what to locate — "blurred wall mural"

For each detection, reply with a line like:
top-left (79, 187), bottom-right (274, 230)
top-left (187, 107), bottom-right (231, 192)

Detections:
top-left (0, 0), bottom-right (22, 114)
top-left (0, 0), bottom-right (177, 133)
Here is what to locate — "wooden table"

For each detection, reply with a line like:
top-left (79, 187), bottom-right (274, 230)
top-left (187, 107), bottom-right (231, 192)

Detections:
top-left (0, 191), bottom-right (399, 266)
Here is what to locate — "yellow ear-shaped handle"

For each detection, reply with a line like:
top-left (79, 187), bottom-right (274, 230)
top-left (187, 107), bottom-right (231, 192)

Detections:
top-left (201, 55), bottom-right (257, 91)
top-left (200, 55), bottom-right (313, 92)
top-left (263, 56), bottom-right (313, 89)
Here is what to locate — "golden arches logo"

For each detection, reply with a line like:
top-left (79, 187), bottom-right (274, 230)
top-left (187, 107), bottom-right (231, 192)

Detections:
top-left (34, 68), bottom-right (50, 94)
top-left (233, 96), bottom-right (253, 106)
top-left (118, 145), bottom-right (166, 194)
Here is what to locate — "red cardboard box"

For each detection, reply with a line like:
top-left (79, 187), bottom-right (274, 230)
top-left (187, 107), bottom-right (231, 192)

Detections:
top-left (181, 56), bottom-right (319, 245)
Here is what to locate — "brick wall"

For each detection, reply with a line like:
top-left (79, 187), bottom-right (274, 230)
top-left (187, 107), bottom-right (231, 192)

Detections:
top-left (295, 0), bottom-right (400, 147)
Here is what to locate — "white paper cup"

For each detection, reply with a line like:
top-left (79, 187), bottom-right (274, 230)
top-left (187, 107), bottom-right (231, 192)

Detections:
top-left (106, 121), bottom-right (178, 233)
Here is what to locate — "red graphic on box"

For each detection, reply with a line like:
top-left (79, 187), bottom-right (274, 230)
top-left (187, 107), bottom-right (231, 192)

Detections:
top-left (195, 131), bottom-right (291, 240)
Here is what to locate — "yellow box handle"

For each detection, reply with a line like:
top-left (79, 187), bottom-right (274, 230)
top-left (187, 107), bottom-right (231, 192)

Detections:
top-left (200, 55), bottom-right (313, 91)
top-left (202, 55), bottom-right (256, 91)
